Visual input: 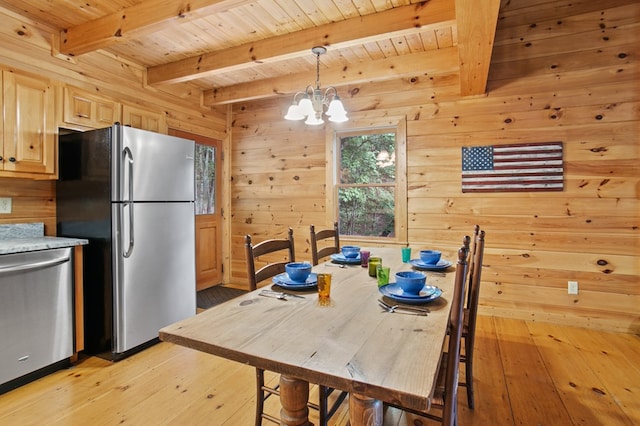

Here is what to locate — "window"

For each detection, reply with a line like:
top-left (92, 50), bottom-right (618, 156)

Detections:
top-left (338, 130), bottom-right (396, 236)
top-left (327, 117), bottom-right (407, 243)
top-left (195, 144), bottom-right (216, 215)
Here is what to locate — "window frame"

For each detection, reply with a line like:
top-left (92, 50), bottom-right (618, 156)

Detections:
top-left (325, 116), bottom-right (407, 244)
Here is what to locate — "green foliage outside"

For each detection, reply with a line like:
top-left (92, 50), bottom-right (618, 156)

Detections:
top-left (339, 132), bottom-right (396, 237)
top-left (195, 144), bottom-right (216, 215)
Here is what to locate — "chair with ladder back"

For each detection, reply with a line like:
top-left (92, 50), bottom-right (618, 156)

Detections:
top-left (460, 226), bottom-right (485, 409)
top-left (310, 222), bottom-right (340, 265)
top-left (245, 228), bottom-right (346, 425)
top-left (386, 242), bottom-right (470, 425)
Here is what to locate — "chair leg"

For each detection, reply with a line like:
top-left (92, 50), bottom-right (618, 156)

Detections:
top-left (465, 340), bottom-right (475, 409)
top-left (318, 386), bottom-right (348, 426)
top-left (318, 385), bottom-right (329, 426)
top-left (255, 368), bottom-right (265, 426)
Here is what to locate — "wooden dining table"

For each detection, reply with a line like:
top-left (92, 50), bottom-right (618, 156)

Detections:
top-left (159, 247), bottom-right (456, 425)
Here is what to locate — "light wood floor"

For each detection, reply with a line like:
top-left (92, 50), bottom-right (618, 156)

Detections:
top-left (1, 316), bottom-right (638, 425)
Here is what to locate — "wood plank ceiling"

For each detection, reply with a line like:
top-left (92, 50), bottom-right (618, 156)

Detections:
top-left (0, 0), bottom-right (501, 107)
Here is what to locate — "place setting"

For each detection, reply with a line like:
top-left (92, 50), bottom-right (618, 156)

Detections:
top-left (378, 270), bottom-right (443, 305)
top-left (328, 245), bottom-right (363, 265)
top-left (409, 249), bottom-right (453, 271)
top-left (271, 262), bottom-right (318, 290)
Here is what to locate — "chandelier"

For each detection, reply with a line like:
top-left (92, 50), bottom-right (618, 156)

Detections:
top-left (284, 46), bottom-right (348, 125)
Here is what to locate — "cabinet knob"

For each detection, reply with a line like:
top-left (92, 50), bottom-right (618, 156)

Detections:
top-left (9, 157), bottom-right (16, 163)
top-left (0, 156), bottom-right (3, 161)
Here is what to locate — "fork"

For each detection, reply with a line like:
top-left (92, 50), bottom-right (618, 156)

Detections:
top-left (378, 299), bottom-right (430, 314)
top-left (378, 301), bottom-right (428, 316)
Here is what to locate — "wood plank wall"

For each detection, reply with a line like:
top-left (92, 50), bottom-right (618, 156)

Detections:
top-left (230, 0), bottom-right (640, 332)
top-left (0, 8), bottom-right (227, 231)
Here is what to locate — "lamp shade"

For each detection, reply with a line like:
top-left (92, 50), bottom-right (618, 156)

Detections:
top-left (284, 104), bottom-right (305, 120)
top-left (326, 97), bottom-right (347, 117)
top-left (328, 111), bottom-right (348, 123)
top-left (305, 114), bottom-right (324, 125)
top-left (297, 97), bottom-right (314, 117)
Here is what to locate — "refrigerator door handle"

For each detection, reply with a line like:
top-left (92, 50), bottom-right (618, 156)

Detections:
top-left (123, 203), bottom-right (134, 258)
top-left (123, 147), bottom-right (135, 258)
top-left (123, 147), bottom-right (134, 202)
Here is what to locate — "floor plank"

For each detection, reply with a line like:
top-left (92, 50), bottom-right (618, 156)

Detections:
top-left (527, 321), bottom-right (633, 425)
top-left (492, 317), bottom-right (574, 425)
top-left (561, 325), bottom-right (640, 425)
top-left (1, 316), bottom-right (638, 425)
top-left (456, 315), bottom-right (514, 425)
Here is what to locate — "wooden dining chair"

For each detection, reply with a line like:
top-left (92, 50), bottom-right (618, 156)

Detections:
top-left (460, 228), bottom-right (485, 409)
top-left (244, 228), bottom-right (346, 425)
top-left (386, 244), bottom-right (469, 426)
top-left (245, 228), bottom-right (295, 425)
top-left (244, 227), bottom-right (295, 291)
top-left (310, 222), bottom-right (340, 265)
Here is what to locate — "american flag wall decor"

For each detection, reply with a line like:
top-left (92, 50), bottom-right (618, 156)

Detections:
top-left (461, 142), bottom-right (564, 193)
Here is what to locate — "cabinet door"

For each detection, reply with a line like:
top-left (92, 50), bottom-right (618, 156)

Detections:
top-left (122, 104), bottom-right (167, 134)
top-left (2, 71), bottom-right (56, 176)
top-left (63, 86), bottom-right (121, 129)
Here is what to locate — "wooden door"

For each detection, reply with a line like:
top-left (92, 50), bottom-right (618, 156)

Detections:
top-left (169, 129), bottom-right (222, 291)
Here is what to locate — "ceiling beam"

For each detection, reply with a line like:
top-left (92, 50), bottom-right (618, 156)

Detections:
top-left (147, 0), bottom-right (455, 85)
top-left (202, 47), bottom-right (460, 105)
top-left (58, 0), bottom-right (253, 56)
top-left (455, 0), bottom-right (501, 96)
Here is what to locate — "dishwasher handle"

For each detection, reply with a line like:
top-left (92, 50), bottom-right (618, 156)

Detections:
top-left (0, 254), bottom-right (71, 275)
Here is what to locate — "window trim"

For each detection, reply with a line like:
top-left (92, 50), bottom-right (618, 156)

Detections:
top-left (325, 116), bottom-right (407, 244)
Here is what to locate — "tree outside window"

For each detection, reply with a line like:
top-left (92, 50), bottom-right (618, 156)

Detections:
top-left (337, 131), bottom-right (397, 237)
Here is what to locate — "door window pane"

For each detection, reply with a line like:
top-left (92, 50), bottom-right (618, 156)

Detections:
top-left (195, 144), bottom-right (216, 215)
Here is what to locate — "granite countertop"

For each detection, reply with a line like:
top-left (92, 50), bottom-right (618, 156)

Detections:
top-left (0, 223), bottom-right (88, 255)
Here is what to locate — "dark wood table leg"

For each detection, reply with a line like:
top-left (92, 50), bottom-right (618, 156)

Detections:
top-left (279, 375), bottom-right (311, 426)
top-left (349, 392), bottom-right (383, 425)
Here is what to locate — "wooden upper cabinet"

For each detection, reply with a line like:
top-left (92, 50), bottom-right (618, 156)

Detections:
top-left (122, 104), bottom-right (167, 134)
top-left (63, 86), bottom-right (121, 129)
top-left (1, 70), bottom-right (56, 178)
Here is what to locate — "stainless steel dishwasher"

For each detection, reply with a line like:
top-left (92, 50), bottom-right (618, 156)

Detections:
top-left (0, 247), bottom-right (74, 393)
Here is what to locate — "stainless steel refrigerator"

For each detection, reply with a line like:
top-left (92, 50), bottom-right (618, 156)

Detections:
top-left (56, 124), bottom-right (196, 360)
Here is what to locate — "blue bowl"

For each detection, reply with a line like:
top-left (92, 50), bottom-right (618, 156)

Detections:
top-left (419, 250), bottom-right (442, 265)
top-left (395, 271), bottom-right (426, 295)
top-left (285, 262), bottom-right (312, 283)
top-left (341, 245), bottom-right (360, 258)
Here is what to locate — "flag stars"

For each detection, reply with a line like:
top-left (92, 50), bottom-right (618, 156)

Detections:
top-left (462, 146), bottom-right (493, 171)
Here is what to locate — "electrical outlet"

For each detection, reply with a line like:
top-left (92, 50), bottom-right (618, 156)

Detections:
top-left (568, 281), bottom-right (579, 295)
top-left (0, 197), bottom-right (11, 214)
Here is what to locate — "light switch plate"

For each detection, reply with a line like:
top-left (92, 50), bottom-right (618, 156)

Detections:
top-left (568, 280), bottom-right (579, 295)
top-left (0, 197), bottom-right (11, 214)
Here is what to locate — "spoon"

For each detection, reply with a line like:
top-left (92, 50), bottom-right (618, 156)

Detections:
top-left (324, 263), bottom-right (346, 268)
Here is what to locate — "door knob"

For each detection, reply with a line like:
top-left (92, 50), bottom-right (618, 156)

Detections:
top-left (9, 157), bottom-right (16, 163)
